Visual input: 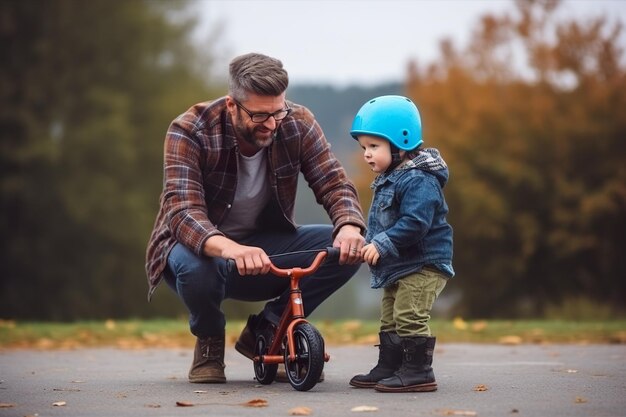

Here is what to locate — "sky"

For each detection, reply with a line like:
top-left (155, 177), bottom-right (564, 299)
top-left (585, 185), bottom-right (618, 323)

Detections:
top-left (193, 0), bottom-right (626, 87)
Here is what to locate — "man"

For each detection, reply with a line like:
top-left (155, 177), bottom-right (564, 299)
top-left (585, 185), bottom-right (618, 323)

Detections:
top-left (146, 53), bottom-right (366, 383)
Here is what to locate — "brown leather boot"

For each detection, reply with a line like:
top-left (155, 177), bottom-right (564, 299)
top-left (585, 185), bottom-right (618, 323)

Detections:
top-left (188, 334), bottom-right (226, 383)
top-left (235, 314), bottom-right (275, 360)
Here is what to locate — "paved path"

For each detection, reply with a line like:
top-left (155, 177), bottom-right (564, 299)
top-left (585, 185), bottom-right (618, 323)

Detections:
top-left (1, 344), bottom-right (625, 417)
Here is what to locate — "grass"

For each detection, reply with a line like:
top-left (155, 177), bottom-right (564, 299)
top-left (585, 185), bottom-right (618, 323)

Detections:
top-left (0, 318), bottom-right (624, 350)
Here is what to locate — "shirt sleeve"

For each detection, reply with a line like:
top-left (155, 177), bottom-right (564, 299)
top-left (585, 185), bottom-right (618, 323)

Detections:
top-left (161, 119), bottom-right (221, 256)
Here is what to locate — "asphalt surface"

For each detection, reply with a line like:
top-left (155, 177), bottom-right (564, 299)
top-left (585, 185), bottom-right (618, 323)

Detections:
top-left (1, 343), bottom-right (625, 417)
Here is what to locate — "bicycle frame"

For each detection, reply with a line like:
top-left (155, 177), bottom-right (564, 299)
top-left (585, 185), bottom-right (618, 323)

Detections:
top-left (254, 250), bottom-right (331, 365)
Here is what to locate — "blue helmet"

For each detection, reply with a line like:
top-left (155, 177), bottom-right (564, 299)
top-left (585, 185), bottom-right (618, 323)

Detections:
top-left (350, 95), bottom-right (423, 151)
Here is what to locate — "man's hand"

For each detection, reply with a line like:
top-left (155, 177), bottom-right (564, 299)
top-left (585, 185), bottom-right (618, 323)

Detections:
top-left (361, 243), bottom-right (380, 266)
top-left (204, 235), bottom-right (271, 276)
top-left (333, 224), bottom-right (365, 265)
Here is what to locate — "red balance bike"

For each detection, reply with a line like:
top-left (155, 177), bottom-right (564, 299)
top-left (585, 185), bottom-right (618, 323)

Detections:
top-left (232, 247), bottom-right (339, 391)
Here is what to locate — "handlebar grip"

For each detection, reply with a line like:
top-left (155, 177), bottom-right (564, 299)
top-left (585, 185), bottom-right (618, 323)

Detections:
top-left (325, 246), bottom-right (341, 262)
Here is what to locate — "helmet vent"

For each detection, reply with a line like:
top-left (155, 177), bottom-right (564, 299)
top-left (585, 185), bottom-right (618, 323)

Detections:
top-left (402, 130), bottom-right (409, 144)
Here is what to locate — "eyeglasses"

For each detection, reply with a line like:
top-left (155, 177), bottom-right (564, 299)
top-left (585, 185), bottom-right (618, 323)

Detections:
top-left (233, 99), bottom-right (292, 123)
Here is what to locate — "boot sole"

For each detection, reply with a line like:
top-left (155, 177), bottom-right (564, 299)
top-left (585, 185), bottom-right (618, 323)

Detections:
top-left (189, 375), bottom-right (226, 383)
top-left (374, 382), bottom-right (437, 392)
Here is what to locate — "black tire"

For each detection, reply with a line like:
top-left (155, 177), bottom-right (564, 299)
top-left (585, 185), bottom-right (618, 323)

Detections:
top-left (253, 331), bottom-right (278, 384)
top-left (283, 323), bottom-right (325, 391)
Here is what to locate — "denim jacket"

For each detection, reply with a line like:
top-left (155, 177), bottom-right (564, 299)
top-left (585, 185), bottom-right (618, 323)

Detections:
top-left (365, 148), bottom-right (454, 289)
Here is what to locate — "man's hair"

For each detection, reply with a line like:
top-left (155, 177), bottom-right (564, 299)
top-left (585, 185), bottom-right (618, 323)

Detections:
top-left (228, 53), bottom-right (289, 101)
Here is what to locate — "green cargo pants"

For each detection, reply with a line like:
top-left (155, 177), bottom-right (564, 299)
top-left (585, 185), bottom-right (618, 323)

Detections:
top-left (379, 267), bottom-right (448, 337)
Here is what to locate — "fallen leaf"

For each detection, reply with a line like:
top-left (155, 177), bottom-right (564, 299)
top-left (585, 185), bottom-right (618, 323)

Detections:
top-left (351, 405), bottom-right (378, 412)
top-left (145, 404), bottom-right (161, 408)
top-left (453, 317), bottom-right (468, 330)
top-left (52, 401), bottom-right (67, 407)
top-left (289, 406), bottom-right (313, 415)
top-left (358, 334), bottom-right (379, 344)
top-left (243, 398), bottom-right (268, 407)
top-left (470, 320), bottom-right (488, 332)
top-left (498, 335), bottom-right (522, 345)
top-left (473, 384), bottom-right (489, 391)
top-left (574, 396), bottom-right (588, 404)
top-left (342, 320), bottom-right (362, 331)
top-left (176, 401), bottom-right (194, 407)
top-left (436, 409), bottom-right (477, 416)
top-left (0, 403), bottom-right (16, 408)
top-left (0, 319), bottom-right (16, 328)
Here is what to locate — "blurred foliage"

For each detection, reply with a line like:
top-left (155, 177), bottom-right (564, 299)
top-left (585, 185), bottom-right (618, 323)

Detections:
top-left (1, 318), bottom-right (624, 349)
top-left (0, 0), bottom-right (223, 319)
top-left (388, 0), bottom-right (625, 317)
top-left (1, 0), bottom-right (624, 321)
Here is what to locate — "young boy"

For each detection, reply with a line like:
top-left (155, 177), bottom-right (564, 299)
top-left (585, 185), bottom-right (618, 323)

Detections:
top-left (349, 95), bottom-right (454, 393)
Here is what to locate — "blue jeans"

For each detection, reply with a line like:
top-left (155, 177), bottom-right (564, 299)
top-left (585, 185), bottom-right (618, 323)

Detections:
top-left (165, 225), bottom-right (360, 338)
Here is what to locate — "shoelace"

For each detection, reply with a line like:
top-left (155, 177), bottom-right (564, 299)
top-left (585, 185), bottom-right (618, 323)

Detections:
top-left (201, 338), bottom-right (223, 361)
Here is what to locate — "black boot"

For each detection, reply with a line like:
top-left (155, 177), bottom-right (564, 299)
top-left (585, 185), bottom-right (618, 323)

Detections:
top-left (349, 331), bottom-right (403, 388)
top-left (375, 336), bottom-right (437, 392)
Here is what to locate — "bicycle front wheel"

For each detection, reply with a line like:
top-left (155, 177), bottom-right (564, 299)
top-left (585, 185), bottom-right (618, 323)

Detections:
top-left (283, 323), bottom-right (325, 391)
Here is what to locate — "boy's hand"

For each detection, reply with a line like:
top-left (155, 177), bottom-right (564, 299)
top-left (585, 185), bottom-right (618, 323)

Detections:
top-left (362, 243), bottom-right (380, 265)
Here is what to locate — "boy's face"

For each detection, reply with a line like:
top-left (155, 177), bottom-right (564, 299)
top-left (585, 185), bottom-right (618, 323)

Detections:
top-left (357, 134), bottom-right (392, 173)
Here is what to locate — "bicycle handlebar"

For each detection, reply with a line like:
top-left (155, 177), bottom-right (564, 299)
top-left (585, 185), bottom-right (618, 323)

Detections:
top-left (226, 247), bottom-right (340, 275)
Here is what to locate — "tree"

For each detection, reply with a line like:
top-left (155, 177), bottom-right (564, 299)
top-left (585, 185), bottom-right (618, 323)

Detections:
top-left (395, 0), bottom-right (625, 317)
top-left (0, 0), bottom-right (223, 319)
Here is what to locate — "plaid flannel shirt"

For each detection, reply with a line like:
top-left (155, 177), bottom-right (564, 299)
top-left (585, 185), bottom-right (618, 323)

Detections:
top-left (145, 97), bottom-right (365, 299)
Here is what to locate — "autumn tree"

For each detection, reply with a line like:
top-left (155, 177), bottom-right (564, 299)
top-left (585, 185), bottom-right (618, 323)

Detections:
top-left (399, 0), bottom-right (626, 317)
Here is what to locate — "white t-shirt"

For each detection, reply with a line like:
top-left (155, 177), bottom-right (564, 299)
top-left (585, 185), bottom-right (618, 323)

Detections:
top-left (219, 149), bottom-right (271, 240)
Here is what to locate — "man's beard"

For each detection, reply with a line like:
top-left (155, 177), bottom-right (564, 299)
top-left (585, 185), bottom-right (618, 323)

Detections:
top-left (234, 115), bottom-right (277, 149)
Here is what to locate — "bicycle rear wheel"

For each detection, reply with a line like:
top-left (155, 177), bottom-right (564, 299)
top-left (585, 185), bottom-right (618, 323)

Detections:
top-left (253, 331), bottom-right (278, 384)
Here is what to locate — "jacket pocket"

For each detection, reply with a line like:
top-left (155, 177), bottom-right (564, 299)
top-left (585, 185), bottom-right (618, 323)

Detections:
top-left (373, 192), bottom-right (396, 230)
